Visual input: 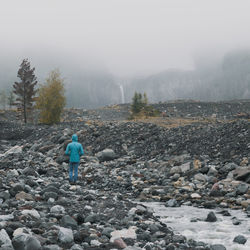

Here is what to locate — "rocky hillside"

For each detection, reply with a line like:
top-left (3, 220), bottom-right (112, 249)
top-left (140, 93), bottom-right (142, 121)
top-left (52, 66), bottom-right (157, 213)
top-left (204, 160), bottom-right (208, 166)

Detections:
top-left (0, 100), bottom-right (249, 249)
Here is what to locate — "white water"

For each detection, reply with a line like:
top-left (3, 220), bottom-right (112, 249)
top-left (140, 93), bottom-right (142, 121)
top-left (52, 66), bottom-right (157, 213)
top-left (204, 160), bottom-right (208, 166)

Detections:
top-left (143, 203), bottom-right (250, 250)
top-left (119, 84), bottom-right (125, 104)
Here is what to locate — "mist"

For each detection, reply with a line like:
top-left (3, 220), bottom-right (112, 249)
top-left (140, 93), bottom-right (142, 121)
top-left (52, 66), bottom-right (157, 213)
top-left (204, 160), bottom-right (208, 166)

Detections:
top-left (1, 0), bottom-right (250, 107)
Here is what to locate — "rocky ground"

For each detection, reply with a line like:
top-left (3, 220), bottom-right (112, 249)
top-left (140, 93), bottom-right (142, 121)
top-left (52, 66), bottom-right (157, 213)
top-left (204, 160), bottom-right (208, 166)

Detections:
top-left (0, 100), bottom-right (249, 250)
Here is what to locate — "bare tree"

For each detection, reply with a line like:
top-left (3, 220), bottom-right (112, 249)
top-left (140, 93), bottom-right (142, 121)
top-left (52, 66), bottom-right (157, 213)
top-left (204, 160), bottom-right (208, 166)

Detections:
top-left (13, 59), bottom-right (37, 123)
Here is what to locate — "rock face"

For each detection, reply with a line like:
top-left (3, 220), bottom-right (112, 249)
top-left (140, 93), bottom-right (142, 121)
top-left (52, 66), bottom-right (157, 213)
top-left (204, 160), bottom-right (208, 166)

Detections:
top-left (0, 101), bottom-right (249, 249)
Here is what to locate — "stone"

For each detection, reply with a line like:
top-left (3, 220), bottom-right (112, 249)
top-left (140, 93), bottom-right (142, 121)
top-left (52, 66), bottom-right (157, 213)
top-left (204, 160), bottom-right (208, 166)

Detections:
top-left (43, 245), bottom-right (62, 250)
top-left (50, 205), bottom-right (65, 214)
top-left (58, 227), bottom-right (74, 244)
top-left (22, 167), bottom-right (38, 177)
top-left (179, 162), bottom-right (191, 173)
top-left (233, 235), bottom-right (247, 244)
top-left (210, 244), bottom-right (226, 250)
top-left (193, 159), bottom-right (202, 169)
top-left (1, 146), bottom-right (22, 157)
top-left (114, 238), bottom-right (127, 249)
top-left (191, 193), bottom-right (201, 199)
top-left (21, 209), bottom-right (40, 219)
top-left (0, 229), bottom-right (12, 247)
top-left (12, 234), bottom-right (29, 250)
top-left (102, 227), bottom-right (114, 237)
top-left (15, 191), bottom-right (34, 201)
top-left (43, 192), bottom-right (58, 200)
top-left (207, 166), bottom-right (218, 176)
top-left (90, 240), bottom-right (102, 246)
top-left (84, 214), bottom-right (100, 223)
top-left (70, 244), bottom-right (83, 250)
top-left (60, 215), bottom-right (78, 230)
top-left (165, 199), bottom-right (178, 207)
top-left (233, 167), bottom-right (250, 182)
top-left (25, 235), bottom-right (42, 250)
top-left (236, 183), bottom-right (248, 195)
top-left (96, 149), bottom-right (116, 161)
top-left (110, 226), bottom-right (137, 242)
top-left (170, 166), bottom-right (181, 174)
top-left (194, 173), bottom-right (208, 182)
top-left (205, 212), bottom-right (217, 222)
top-left (0, 214), bottom-right (14, 221)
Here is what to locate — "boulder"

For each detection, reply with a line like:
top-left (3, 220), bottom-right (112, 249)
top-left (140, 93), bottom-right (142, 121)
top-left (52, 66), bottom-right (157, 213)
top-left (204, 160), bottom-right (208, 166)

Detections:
top-left (96, 149), bottom-right (116, 162)
top-left (233, 235), bottom-right (247, 244)
top-left (205, 212), bottom-right (217, 222)
top-left (58, 227), bottom-right (74, 244)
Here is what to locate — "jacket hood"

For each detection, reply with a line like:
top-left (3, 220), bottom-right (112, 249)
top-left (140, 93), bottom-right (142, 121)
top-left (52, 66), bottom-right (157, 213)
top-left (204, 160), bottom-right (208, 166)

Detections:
top-left (72, 134), bottom-right (78, 142)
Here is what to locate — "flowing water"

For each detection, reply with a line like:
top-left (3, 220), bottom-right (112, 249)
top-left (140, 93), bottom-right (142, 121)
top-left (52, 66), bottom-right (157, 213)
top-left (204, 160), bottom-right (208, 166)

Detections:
top-left (143, 203), bottom-right (250, 250)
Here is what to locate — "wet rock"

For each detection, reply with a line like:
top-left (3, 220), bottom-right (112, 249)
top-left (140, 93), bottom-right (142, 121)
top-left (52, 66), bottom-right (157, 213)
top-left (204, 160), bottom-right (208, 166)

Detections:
top-left (165, 199), bottom-right (179, 207)
top-left (205, 212), bottom-right (217, 222)
top-left (232, 217), bottom-right (241, 225)
top-left (210, 244), bottom-right (226, 250)
top-left (233, 235), bottom-right (247, 244)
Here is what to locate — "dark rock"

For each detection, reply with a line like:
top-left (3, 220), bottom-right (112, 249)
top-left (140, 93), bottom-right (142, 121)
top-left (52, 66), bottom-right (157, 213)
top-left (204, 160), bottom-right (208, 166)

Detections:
top-left (96, 149), bottom-right (117, 162)
top-left (205, 212), bottom-right (217, 222)
top-left (165, 199), bottom-right (179, 207)
top-left (84, 214), bottom-right (100, 223)
top-left (22, 167), bottom-right (38, 177)
top-left (60, 215), bottom-right (78, 230)
top-left (210, 244), bottom-right (226, 250)
top-left (233, 235), bottom-right (247, 244)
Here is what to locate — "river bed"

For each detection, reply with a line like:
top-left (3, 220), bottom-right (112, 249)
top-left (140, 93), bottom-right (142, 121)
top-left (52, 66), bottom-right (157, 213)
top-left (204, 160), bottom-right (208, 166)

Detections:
top-left (142, 203), bottom-right (250, 250)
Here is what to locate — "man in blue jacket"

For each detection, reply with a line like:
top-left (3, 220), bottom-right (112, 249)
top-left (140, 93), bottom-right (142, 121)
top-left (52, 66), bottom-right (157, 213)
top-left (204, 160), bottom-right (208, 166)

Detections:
top-left (65, 134), bottom-right (84, 184)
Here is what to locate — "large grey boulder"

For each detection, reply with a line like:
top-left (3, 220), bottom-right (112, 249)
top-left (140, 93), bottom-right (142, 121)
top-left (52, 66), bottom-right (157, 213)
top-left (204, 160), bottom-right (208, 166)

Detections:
top-left (12, 234), bottom-right (41, 250)
top-left (0, 229), bottom-right (12, 247)
top-left (58, 227), bottom-right (74, 244)
top-left (96, 149), bottom-right (116, 162)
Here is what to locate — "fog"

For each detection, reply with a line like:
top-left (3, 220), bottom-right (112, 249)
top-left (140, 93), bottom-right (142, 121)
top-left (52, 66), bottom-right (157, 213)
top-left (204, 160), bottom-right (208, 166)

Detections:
top-left (1, 0), bottom-right (250, 107)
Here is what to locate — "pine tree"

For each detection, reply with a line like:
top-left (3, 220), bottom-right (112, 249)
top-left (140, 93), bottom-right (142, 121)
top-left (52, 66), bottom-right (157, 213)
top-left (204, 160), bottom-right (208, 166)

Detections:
top-left (36, 69), bottom-right (66, 124)
top-left (131, 91), bottom-right (142, 114)
top-left (13, 59), bottom-right (37, 123)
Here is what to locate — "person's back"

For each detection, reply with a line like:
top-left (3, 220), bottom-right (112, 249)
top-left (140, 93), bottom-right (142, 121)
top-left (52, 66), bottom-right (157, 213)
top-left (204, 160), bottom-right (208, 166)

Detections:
top-left (65, 134), bottom-right (84, 183)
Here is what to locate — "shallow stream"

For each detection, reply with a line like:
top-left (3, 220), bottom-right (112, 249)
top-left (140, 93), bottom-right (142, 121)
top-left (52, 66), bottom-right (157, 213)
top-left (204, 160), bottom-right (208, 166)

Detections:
top-left (143, 203), bottom-right (250, 250)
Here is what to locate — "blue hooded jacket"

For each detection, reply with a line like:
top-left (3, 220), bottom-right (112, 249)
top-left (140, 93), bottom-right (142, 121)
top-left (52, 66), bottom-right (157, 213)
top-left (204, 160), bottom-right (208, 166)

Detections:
top-left (65, 134), bottom-right (84, 162)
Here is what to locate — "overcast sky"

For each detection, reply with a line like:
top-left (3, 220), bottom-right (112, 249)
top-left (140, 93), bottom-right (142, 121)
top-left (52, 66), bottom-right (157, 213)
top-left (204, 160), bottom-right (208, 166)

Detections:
top-left (1, 0), bottom-right (250, 77)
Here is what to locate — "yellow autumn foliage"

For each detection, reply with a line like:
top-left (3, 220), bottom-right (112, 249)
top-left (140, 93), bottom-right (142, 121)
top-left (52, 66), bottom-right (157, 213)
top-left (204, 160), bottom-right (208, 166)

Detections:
top-left (36, 69), bottom-right (66, 124)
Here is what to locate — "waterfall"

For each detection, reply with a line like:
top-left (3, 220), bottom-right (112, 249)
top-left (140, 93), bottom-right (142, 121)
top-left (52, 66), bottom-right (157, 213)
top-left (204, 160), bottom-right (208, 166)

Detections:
top-left (119, 83), bottom-right (125, 104)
